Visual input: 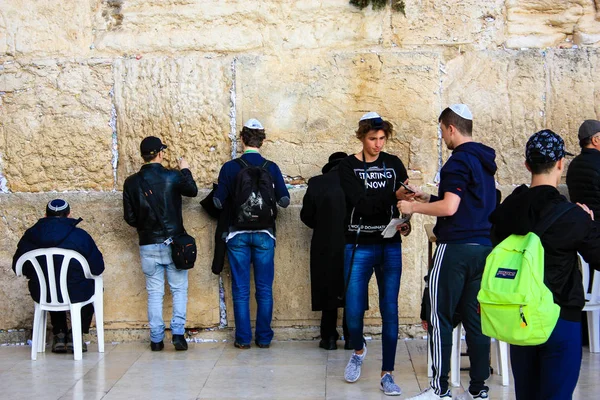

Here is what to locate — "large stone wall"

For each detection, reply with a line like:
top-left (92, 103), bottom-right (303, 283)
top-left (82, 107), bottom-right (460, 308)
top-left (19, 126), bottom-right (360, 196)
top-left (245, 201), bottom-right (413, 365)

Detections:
top-left (1, 1), bottom-right (599, 340)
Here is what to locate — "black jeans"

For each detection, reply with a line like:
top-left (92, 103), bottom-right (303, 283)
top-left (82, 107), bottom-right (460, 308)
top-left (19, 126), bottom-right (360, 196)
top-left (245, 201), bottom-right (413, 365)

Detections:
top-left (50, 304), bottom-right (95, 335)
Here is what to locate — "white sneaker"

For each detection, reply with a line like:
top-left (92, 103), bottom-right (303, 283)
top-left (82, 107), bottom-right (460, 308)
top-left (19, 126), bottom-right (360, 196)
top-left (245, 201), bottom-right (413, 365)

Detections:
top-left (344, 342), bottom-right (367, 382)
top-left (455, 390), bottom-right (488, 400)
top-left (407, 387), bottom-right (452, 399)
top-left (380, 373), bottom-right (402, 396)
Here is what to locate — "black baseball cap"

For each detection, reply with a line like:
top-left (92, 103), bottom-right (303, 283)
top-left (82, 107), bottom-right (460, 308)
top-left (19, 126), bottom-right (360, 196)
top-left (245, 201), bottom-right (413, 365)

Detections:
top-left (526, 129), bottom-right (574, 165)
top-left (140, 136), bottom-right (167, 156)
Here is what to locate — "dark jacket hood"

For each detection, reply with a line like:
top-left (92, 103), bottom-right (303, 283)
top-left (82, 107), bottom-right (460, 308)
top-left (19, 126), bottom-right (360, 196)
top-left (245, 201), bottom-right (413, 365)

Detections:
top-left (25, 217), bottom-right (82, 248)
top-left (490, 184), bottom-right (563, 236)
top-left (454, 142), bottom-right (497, 175)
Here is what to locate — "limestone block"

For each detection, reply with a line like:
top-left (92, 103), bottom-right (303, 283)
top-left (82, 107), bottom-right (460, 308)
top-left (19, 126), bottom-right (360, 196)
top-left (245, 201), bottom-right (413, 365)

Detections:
top-left (546, 49), bottom-right (600, 153)
top-left (0, 60), bottom-right (114, 192)
top-left (236, 51), bottom-right (440, 184)
top-left (389, 0), bottom-right (505, 50)
top-left (0, 0), bottom-right (95, 57)
top-left (505, 0), bottom-right (600, 48)
top-left (92, 0), bottom-right (383, 55)
top-left (113, 56), bottom-right (232, 188)
top-left (0, 192), bottom-right (220, 331)
top-left (441, 50), bottom-right (547, 185)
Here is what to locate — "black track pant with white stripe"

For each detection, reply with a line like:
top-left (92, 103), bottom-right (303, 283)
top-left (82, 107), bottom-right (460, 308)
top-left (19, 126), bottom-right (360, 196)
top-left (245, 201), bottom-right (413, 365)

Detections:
top-left (428, 243), bottom-right (491, 395)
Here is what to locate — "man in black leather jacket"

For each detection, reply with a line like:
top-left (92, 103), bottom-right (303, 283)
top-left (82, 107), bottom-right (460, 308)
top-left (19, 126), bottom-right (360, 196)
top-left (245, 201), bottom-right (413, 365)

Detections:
top-left (567, 119), bottom-right (600, 218)
top-left (123, 136), bottom-right (198, 351)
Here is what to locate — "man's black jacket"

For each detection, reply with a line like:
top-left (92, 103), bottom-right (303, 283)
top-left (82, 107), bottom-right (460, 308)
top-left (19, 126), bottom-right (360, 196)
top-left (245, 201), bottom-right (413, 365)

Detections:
top-left (123, 163), bottom-right (198, 245)
top-left (567, 147), bottom-right (600, 218)
top-left (12, 217), bottom-right (105, 303)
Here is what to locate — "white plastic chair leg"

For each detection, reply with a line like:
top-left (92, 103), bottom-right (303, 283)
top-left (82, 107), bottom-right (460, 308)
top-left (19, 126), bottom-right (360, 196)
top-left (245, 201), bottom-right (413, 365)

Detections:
top-left (94, 300), bottom-right (104, 353)
top-left (588, 310), bottom-right (599, 353)
top-left (40, 311), bottom-right (47, 353)
top-left (427, 335), bottom-right (433, 378)
top-left (450, 324), bottom-right (461, 387)
top-left (498, 341), bottom-right (509, 386)
top-left (71, 304), bottom-right (83, 361)
top-left (31, 304), bottom-right (43, 361)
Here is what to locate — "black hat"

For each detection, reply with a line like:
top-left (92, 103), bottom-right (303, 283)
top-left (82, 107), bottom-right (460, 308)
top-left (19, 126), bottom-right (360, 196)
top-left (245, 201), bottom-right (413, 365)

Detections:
top-left (322, 152), bottom-right (348, 174)
top-left (578, 120), bottom-right (600, 141)
top-left (46, 199), bottom-right (70, 217)
top-left (140, 136), bottom-right (167, 156)
top-left (526, 129), bottom-right (574, 165)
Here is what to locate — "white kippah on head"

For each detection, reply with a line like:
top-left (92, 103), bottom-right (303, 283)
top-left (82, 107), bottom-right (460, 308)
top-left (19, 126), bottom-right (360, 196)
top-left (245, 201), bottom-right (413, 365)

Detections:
top-left (243, 118), bottom-right (264, 130)
top-left (359, 112), bottom-right (381, 121)
top-left (47, 199), bottom-right (69, 212)
top-left (448, 104), bottom-right (473, 120)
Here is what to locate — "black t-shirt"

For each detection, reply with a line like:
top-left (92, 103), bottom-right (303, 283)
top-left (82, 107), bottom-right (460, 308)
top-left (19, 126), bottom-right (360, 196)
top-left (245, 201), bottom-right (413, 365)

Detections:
top-left (339, 152), bottom-right (408, 244)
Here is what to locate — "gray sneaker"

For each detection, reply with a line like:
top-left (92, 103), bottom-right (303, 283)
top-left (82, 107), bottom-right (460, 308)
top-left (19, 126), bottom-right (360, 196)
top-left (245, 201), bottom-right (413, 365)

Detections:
top-left (380, 373), bottom-right (402, 396)
top-left (344, 342), bottom-right (367, 383)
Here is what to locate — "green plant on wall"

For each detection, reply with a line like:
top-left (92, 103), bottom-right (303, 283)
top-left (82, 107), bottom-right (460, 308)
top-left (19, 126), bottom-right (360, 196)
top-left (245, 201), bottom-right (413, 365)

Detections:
top-left (350, 0), bottom-right (405, 13)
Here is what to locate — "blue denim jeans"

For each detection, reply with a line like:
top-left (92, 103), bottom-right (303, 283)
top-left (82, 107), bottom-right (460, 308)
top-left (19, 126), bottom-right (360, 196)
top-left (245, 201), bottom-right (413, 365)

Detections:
top-left (140, 243), bottom-right (188, 343)
top-left (226, 232), bottom-right (275, 345)
top-left (344, 242), bottom-right (402, 371)
top-left (510, 318), bottom-right (582, 400)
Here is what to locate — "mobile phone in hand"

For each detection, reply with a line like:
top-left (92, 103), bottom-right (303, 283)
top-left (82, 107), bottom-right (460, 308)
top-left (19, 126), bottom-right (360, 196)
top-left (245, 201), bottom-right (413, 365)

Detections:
top-left (399, 181), bottom-right (415, 194)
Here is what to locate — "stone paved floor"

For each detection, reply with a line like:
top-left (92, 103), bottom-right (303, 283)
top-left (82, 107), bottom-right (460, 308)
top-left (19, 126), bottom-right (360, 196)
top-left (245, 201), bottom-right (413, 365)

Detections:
top-left (0, 339), bottom-right (598, 399)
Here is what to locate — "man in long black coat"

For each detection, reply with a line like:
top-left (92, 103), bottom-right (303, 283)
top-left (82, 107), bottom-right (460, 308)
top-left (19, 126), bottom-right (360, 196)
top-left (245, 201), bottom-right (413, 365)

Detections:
top-left (301, 152), bottom-right (350, 350)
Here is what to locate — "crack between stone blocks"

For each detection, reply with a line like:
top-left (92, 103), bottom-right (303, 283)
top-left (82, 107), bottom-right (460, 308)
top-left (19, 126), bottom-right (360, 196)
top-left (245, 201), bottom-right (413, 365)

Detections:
top-left (542, 50), bottom-right (549, 128)
top-left (229, 57), bottom-right (238, 160)
top-left (436, 59), bottom-right (445, 184)
top-left (109, 86), bottom-right (119, 191)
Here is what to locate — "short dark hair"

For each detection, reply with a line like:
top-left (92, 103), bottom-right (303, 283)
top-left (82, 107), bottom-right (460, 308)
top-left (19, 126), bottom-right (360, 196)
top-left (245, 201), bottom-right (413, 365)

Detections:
top-left (580, 136), bottom-right (593, 148)
top-left (240, 126), bottom-right (266, 148)
top-left (355, 119), bottom-right (394, 140)
top-left (527, 160), bottom-right (557, 175)
top-left (439, 108), bottom-right (473, 136)
top-left (142, 153), bottom-right (159, 162)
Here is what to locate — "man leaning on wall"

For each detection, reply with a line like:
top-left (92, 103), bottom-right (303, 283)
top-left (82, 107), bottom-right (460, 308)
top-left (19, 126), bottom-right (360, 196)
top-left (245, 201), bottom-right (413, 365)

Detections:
top-left (123, 136), bottom-right (198, 351)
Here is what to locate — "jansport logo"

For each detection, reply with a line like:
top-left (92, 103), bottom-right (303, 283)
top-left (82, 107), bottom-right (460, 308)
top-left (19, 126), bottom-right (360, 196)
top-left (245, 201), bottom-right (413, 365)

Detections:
top-left (495, 268), bottom-right (518, 279)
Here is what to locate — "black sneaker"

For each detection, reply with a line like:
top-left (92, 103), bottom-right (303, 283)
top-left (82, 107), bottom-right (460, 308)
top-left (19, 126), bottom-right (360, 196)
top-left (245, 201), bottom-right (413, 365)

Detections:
top-left (255, 340), bottom-right (270, 349)
top-left (234, 341), bottom-right (251, 349)
top-left (150, 340), bottom-right (164, 351)
top-left (66, 332), bottom-right (87, 353)
top-left (52, 333), bottom-right (67, 353)
top-left (172, 334), bottom-right (188, 351)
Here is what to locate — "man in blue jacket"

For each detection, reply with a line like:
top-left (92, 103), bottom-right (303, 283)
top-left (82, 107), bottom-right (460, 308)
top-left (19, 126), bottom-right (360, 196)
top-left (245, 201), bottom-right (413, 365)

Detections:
top-left (12, 199), bottom-right (105, 353)
top-left (399, 105), bottom-right (496, 400)
top-left (213, 118), bottom-right (290, 349)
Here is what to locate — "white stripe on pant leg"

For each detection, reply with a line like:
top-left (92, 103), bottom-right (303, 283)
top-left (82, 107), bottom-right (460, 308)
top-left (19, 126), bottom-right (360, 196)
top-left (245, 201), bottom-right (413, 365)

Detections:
top-left (429, 243), bottom-right (446, 394)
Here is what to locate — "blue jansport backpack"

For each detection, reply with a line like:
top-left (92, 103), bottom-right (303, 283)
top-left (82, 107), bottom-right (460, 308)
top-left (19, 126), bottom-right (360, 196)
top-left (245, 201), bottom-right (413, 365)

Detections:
top-left (478, 203), bottom-right (575, 346)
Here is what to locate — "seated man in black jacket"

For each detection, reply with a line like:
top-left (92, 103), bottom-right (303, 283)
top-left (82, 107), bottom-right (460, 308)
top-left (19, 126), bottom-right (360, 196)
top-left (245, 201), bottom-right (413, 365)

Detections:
top-left (12, 199), bottom-right (105, 353)
top-left (490, 130), bottom-right (600, 400)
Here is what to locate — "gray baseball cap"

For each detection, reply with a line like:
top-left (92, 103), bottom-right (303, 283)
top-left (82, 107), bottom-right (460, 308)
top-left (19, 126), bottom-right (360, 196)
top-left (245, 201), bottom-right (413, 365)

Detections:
top-left (578, 120), bottom-right (600, 141)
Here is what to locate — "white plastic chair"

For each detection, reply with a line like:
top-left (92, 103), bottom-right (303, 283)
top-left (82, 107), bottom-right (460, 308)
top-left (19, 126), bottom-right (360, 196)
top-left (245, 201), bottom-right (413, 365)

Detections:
top-left (15, 248), bottom-right (104, 361)
top-left (427, 324), bottom-right (509, 387)
top-left (578, 254), bottom-right (600, 353)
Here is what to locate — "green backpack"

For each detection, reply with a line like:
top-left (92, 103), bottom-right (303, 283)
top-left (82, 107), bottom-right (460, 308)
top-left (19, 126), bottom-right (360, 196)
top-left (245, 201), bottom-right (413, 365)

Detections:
top-left (478, 203), bottom-right (575, 346)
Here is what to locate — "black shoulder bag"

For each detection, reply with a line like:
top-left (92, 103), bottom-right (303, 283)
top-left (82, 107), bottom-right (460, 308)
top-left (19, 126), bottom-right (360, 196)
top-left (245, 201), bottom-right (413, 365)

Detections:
top-left (138, 174), bottom-right (197, 270)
